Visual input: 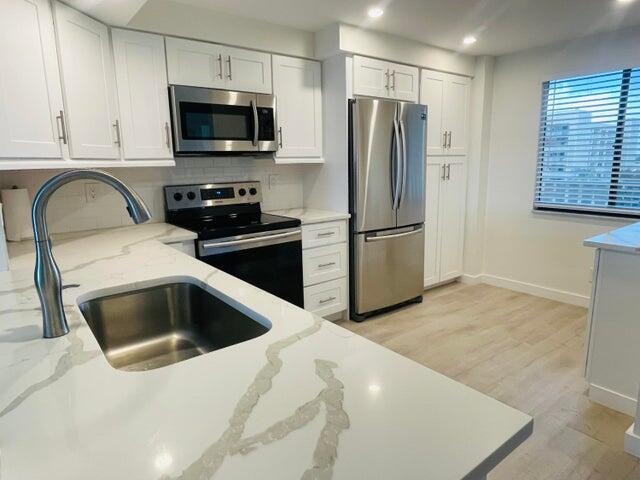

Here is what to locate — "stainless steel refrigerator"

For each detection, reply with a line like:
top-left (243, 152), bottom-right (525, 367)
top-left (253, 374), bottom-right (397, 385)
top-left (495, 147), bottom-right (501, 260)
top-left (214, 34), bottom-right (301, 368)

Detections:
top-left (349, 97), bottom-right (427, 320)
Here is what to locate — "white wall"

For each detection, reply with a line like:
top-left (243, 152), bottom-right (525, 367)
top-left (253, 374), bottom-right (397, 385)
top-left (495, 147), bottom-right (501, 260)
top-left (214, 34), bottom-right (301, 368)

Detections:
top-left (316, 23), bottom-right (475, 77)
top-left (128, 0), bottom-right (315, 58)
top-left (477, 26), bottom-right (640, 305)
top-left (0, 159), bottom-right (303, 236)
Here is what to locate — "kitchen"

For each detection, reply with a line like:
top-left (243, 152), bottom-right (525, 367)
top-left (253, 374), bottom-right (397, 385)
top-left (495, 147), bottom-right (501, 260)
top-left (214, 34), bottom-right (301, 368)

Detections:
top-left (2, 0), bottom-right (640, 478)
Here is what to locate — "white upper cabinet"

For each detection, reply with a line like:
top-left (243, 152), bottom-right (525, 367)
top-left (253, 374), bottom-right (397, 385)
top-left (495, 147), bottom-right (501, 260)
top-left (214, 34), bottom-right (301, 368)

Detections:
top-left (166, 38), bottom-right (271, 93)
top-left (420, 69), bottom-right (469, 156)
top-left (112, 29), bottom-right (172, 159)
top-left (353, 56), bottom-right (390, 99)
top-left (0, 0), bottom-right (64, 159)
top-left (389, 63), bottom-right (419, 102)
top-left (353, 56), bottom-right (419, 102)
top-left (273, 55), bottom-right (322, 160)
top-left (165, 37), bottom-right (225, 89)
top-left (443, 75), bottom-right (470, 155)
top-left (420, 71), bottom-right (446, 156)
top-left (54, 1), bottom-right (120, 159)
top-left (223, 46), bottom-right (272, 94)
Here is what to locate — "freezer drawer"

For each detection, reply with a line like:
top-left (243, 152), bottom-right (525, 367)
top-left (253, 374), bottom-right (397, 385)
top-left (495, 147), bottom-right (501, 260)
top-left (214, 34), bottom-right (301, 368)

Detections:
top-left (353, 225), bottom-right (424, 315)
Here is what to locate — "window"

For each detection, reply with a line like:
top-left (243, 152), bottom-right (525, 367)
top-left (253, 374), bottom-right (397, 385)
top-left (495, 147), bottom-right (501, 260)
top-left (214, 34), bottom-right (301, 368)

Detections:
top-left (534, 68), bottom-right (640, 217)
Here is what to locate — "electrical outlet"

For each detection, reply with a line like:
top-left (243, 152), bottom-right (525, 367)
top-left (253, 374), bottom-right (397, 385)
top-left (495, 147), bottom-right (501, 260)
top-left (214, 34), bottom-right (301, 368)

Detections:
top-left (268, 174), bottom-right (281, 190)
top-left (84, 182), bottom-right (99, 203)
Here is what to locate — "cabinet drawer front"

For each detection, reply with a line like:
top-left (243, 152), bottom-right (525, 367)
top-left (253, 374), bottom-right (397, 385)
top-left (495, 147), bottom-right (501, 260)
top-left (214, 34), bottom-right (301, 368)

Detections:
top-left (302, 221), bottom-right (347, 249)
top-left (304, 278), bottom-right (347, 317)
top-left (303, 243), bottom-right (347, 286)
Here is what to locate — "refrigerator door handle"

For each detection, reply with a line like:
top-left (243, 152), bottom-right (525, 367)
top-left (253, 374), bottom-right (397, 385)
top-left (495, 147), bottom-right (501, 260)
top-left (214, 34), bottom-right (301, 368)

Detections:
top-left (366, 227), bottom-right (423, 242)
top-left (392, 118), bottom-right (402, 210)
top-left (399, 119), bottom-right (407, 207)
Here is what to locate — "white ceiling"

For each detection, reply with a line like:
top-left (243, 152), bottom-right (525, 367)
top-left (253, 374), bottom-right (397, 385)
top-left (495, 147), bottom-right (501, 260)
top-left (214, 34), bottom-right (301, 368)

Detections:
top-left (172, 0), bottom-right (640, 56)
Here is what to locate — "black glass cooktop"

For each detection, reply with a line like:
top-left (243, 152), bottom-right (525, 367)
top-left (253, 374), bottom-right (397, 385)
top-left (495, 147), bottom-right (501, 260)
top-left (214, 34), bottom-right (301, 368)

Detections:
top-left (170, 212), bottom-right (301, 240)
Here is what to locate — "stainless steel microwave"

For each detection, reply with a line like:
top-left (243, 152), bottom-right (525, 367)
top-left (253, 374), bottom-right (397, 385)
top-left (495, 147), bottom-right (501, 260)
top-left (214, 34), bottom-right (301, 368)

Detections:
top-left (169, 85), bottom-right (277, 155)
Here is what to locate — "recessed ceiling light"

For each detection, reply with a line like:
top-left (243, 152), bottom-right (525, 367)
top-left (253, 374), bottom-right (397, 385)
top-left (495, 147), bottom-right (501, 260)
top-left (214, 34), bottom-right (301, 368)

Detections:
top-left (368, 7), bottom-right (384, 18)
top-left (463, 35), bottom-right (477, 45)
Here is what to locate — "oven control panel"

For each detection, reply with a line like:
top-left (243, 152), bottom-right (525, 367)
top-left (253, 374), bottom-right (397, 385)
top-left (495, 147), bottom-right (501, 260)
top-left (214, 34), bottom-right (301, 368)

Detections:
top-left (165, 181), bottom-right (262, 210)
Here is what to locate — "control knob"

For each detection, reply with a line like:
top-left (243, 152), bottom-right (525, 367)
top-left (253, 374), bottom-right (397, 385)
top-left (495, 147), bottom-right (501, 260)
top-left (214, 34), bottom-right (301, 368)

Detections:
top-left (186, 191), bottom-right (196, 200)
top-left (238, 188), bottom-right (247, 196)
top-left (173, 192), bottom-right (183, 201)
top-left (249, 187), bottom-right (258, 196)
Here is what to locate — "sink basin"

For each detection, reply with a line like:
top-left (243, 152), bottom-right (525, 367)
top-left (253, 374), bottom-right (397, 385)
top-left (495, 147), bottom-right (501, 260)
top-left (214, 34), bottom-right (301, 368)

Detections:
top-left (79, 281), bottom-right (270, 371)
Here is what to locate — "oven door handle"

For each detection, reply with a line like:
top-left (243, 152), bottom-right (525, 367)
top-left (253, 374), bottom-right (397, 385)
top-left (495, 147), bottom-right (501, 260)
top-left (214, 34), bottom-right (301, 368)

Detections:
top-left (251, 100), bottom-right (259, 147)
top-left (202, 229), bottom-right (301, 249)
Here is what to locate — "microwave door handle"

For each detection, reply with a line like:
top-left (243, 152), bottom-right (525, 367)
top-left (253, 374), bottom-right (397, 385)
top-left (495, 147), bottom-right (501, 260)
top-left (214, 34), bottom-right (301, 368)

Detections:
top-left (251, 100), bottom-right (259, 147)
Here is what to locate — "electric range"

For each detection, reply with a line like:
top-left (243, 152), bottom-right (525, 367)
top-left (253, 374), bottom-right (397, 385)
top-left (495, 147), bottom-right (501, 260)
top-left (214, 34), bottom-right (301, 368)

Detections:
top-left (164, 181), bottom-right (303, 307)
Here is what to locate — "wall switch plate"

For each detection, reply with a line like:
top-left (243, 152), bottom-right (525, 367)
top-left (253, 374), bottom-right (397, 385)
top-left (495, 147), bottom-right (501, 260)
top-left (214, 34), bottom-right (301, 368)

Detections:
top-left (84, 182), bottom-right (99, 203)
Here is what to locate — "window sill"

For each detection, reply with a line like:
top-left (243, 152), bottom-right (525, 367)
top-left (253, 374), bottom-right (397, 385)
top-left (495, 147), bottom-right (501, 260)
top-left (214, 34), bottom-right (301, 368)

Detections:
top-left (532, 207), bottom-right (639, 224)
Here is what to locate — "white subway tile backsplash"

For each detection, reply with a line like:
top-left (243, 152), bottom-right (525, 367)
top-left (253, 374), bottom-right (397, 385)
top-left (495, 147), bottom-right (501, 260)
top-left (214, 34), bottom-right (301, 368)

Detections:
top-left (0, 158), bottom-right (304, 235)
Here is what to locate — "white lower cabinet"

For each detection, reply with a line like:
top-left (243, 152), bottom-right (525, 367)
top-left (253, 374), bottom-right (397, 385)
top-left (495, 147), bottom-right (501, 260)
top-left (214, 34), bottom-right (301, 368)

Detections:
top-left (302, 219), bottom-right (348, 318)
top-left (424, 157), bottom-right (467, 288)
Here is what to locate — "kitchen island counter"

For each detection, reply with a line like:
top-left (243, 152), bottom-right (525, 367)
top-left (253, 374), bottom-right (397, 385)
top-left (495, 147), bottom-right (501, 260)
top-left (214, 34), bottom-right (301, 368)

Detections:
top-left (0, 223), bottom-right (531, 479)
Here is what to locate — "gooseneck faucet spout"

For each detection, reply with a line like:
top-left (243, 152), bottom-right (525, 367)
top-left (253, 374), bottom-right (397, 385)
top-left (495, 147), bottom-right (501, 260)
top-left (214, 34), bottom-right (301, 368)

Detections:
top-left (32, 170), bottom-right (152, 338)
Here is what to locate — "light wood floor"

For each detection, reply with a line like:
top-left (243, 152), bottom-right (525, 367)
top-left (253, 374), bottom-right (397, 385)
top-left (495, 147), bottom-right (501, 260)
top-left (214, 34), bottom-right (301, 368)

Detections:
top-left (336, 282), bottom-right (640, 480)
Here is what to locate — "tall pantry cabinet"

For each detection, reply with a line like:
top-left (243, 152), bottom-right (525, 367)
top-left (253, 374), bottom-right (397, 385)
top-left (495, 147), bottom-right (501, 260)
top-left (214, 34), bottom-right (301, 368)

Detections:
top-left (420, 70), bottom-right (470, 288)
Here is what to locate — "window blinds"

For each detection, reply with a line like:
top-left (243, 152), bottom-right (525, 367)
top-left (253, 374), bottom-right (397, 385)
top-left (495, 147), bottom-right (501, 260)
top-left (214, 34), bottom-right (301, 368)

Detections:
top-left (534, 68), bottom-right (640, 217)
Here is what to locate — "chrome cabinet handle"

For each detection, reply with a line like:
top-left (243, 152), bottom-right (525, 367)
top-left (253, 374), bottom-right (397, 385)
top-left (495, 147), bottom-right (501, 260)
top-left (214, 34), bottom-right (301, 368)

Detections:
top-left (318, 296), bottom-right (336, 305)
top-left (316, 231), bottom-right (335, 238)
top-left (226, 56), bottom-right (232, 80)
top-left (446, 164), bottom-right (451, 180)
top-left (217, 54), bottom-right (223, 79)
top-left (443, 131), bottom-right (448, 149)
top-left (113, 120), bottom-right (121, 146)
top-left (390, 70), bottom-right (396, 91)
top-left (56, 110), bottom-right (68, 145)
top-left (447, 131), bottom-right (452, 149)
top-left (318, 262), bottom-right (336, 268)
top-left (278, 127), bottom-right (283, 148)
top-left (164, 122), bottom-right (171, 149)
top-left (251, 100), bottom-right (258, 147)
top-left (441, 164), bottom-right (447, 180)
top-left (384, 69), bottom-right (390, 90)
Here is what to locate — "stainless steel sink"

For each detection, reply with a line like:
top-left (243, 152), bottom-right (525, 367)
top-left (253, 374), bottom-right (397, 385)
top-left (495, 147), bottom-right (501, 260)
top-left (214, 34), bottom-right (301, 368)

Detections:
top-left (79, 282), bottom-right (270, 371)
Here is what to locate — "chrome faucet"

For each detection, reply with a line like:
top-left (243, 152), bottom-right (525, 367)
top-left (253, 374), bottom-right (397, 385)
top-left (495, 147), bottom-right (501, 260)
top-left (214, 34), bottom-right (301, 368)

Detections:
top-left (32, 170), bottom-right (152, 338)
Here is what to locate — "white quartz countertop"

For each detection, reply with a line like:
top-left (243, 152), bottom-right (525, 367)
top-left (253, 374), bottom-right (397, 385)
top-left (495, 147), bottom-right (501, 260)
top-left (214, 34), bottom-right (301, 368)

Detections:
top-left (584, 221), bottom-right (640, 253)
top-left (0, 223), bottom-right (531, 479)
top-left (267, 208), bottom-right (350, 225)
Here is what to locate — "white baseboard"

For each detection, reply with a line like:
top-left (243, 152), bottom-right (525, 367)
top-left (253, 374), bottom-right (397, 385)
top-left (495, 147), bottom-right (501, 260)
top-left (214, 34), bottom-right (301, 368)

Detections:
top-left (460, 273), bottom-right (589, 307)
top-left (625, 425), bottom-right (640, 458)
top-left (589, 383), bottom-right (636, 416)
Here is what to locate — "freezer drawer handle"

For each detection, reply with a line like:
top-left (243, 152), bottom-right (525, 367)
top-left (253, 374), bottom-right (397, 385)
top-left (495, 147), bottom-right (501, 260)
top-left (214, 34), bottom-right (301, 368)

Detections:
top-left (365, 227), bottom-right (423, 242)
top-left (318, 296), bottom-right (336, 304)
top-left (318, 262), bottom-right (336, 268)
top-left (202, 230), bottom-right (301, 249)
top-left (316, 231), bottom-right (335, 238)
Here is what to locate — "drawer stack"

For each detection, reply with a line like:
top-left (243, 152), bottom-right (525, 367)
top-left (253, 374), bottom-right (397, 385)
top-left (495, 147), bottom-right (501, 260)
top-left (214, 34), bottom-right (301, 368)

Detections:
top-left (302, 220), bottom-right (348, 317)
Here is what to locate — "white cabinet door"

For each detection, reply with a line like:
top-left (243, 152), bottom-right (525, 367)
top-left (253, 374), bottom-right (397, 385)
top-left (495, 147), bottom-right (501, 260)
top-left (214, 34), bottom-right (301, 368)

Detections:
top-left (420, 70), bottom-right (446, 156)
top-left (112, 29), bottom-right (172, 159)
top-left (353, 56), bottom-right (390, 99)
top-left (390, 63), bottom-right (419, 102)
top-left (424, 162), bottom-right (443, 288)
top-left (0, 0), bottom-right (64, 159)
top-left (223, 46), bottom-right (271, 94)
top-left (273, 55), bottom-right (322, 159)
top-left (165, 37), bottom-right (225, 88)
top-left (54, 2), bottom-right (119, 159)
top-left (443, 74), bottom-right (470, 156)
top-left (439, 161), bottom-right (467, 282)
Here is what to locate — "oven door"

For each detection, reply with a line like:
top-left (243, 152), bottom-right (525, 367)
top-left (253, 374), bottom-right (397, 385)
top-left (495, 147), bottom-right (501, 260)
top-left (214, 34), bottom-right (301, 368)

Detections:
top-left (197, 228), bottom-right (303, 307)
top-left (170, 85), bottom-right (276, 154)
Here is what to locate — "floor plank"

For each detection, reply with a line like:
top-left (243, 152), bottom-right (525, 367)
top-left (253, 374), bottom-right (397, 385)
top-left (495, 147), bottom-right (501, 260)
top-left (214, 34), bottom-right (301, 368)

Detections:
top-left (336, 282), bottom-right (637, 479)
